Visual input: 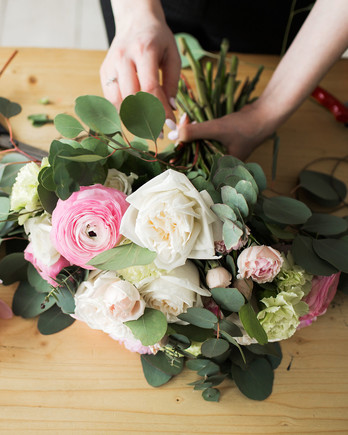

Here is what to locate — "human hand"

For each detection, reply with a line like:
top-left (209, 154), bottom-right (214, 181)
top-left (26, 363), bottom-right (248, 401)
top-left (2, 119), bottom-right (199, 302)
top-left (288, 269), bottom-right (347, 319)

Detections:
top-left (100, 0), bottom-right (181, 120)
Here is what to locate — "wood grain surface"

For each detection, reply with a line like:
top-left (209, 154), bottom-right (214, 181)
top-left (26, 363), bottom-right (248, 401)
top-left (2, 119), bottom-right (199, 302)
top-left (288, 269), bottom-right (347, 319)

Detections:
top-left (0, 47), bottom-right (347, 434)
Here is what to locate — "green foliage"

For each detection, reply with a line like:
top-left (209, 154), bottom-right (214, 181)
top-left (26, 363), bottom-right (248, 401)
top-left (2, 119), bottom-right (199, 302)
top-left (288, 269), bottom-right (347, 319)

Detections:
top-left (88, 243), bottom-right (157, 270)
top-left (239, 303), bottom-right (268, 345)
top-left (27, 113), bottom-right (53, 127)
top-left (299, 170), bottom-right (346, 207)
top-left (0, 252), bottom-right (28, 285)
top-left (54, 113), bottom-right (85, 138)
top-left (37, 304), bottom-right (75, 335)
top-left (140, 351), bottom-right (183, 387)
top-left (12, 281), bottom-right (55, 318)
top-left (27, 263), bottom-right (52, 293)
top-left (0, 97), bottom-right (21, 118)
top-left (301, 213), bottom-right (347, 235)
top-left (178, 307), bottom-right (218, 329)
top-left (0, 153), bottom-right (30, 188)
top-left (210, 287), bottom-right (245, 312)
top-left (175, 33), bottom-right (209, 68)
top-left (120, 92), bottom-right (165, 141)
top-left (201, 338), bottom-right (229, 358)
top-left (125, 308), bottom-right (167, 346)
top-left (263, 196), bottom-right (312, 225)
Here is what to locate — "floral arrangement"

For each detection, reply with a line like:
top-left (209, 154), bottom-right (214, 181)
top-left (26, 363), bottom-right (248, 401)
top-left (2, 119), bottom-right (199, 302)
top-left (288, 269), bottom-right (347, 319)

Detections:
top-left (0, 40), bottom-right (347, 402)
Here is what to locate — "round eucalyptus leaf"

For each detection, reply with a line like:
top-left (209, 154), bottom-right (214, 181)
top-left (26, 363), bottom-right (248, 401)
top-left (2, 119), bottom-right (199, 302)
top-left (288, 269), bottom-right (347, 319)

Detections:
top-left (0, 97), bottom-right (21, 118)
top-left (186, 358), bottom-right (213, 371)
top-left (54, 113), bottom-right (85, 138)
top-left (245, 162), bottom-right (267, 191)
top-left (38, 304), bottom-right (75, 335)
top-left (232, 357), bottom-right (274, 400)
top-left (120, 92), bottom-right (165, 141)
top-left (234, 180), bottom-right (257, 208)
top-left (223, 220), bottom-right (243, 250)
top-left (239, 303), bottom-right (268, 345)
top-left (302, 213), bottom-right (348, 236)
top-left (312, 238), bottom-right (348, 273)
top-left (141, 351), bottom-right (184, 377)
top-left (211, 287), bottom-right (245, 312)
top-left (0, 196), bottom-right (10, 232)
top-left (202, 387), bottom-right (220, 402)
top-left (291, 235), bottom-right (338, 275)
top-left (211, 203), bottom-right (237, 222)
top-left (75, 95), bottom-right (121, 134)
top-left (263, 196), bottom-right (312, 225)
top-left (141, 354), bottom-right (172, 387)
top-left (0, 252), bottom-right (28, 285)
top-left (201, 338), bottom-right (230, 358)
top-left (12, 281), bottom-right (55, 318)
top-left (125, 308), bottom-right (167, 346)
top-left (0, 153), bottom-right (29, 187)
top-left (299, 170), bottom-right (346, 205)
top-left (27, 263), bottom-right (52, 293)
top-left (178, 307), bottom-right (218, 329)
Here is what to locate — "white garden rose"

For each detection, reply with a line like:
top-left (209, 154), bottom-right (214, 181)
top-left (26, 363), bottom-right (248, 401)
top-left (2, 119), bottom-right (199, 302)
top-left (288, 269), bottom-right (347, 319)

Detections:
top-left (120, 169), bottom-right (221, 270)
top-left (74, 270), bottom-right (145, 338)
top-left (24, 213), bottom-right (61, 266)
top-left (10, 160), bottom-right (45, 224)
top-left (104, 168), bottom-right (138, 195)
top-left (139, 261), bottom-right (210, 323)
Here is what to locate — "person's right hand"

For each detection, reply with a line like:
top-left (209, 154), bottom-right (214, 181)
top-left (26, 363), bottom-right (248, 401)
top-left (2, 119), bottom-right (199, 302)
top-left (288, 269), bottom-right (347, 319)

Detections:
top-left (100, 0), bottom-right (181, 121)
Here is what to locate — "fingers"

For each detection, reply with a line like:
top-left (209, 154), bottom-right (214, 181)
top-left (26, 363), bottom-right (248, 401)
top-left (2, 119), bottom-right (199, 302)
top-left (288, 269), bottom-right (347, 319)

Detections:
top-left (161, 47), bottom-right (181, 107)
top-left (178, 118), bottom-right (225, 143)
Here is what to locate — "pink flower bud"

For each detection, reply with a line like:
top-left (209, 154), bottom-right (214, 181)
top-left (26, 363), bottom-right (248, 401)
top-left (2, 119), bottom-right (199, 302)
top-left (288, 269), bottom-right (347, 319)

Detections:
top-left (206, 267), bottom-right (232, 289)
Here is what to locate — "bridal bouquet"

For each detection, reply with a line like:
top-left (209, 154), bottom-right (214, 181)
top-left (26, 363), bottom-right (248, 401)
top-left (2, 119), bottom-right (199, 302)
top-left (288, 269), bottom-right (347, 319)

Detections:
top-left (0, 39), bottom-right (347, 402)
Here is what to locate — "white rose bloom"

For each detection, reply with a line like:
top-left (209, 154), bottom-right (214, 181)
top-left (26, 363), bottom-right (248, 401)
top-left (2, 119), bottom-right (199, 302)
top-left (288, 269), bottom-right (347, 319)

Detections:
top-left (139, 261), bottom-right (210, 323)
top-left (120, 169), bottom-right (221, 270)
top-left (104, 168), bottom-right (138, 195)
top-left (24, 213), bottom-right (61, 267)
top-left (74, 270), bottom-right (145, 338)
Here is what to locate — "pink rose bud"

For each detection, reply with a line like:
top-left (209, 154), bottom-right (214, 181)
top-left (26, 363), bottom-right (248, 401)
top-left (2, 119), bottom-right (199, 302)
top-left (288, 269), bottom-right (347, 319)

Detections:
top-left (206, 267), bottom-right (232, 289)
top-left (233, 278), bottom-right (253, 301)
top-left (237, 245), bottom-right (283, 284)
top-left (299, 272), bottom-right (340, 328)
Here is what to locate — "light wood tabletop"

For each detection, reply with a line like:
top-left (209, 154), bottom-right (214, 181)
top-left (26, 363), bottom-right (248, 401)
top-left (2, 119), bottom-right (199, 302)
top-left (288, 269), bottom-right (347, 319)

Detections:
top-left (0, 47), bottom-right (347, 434)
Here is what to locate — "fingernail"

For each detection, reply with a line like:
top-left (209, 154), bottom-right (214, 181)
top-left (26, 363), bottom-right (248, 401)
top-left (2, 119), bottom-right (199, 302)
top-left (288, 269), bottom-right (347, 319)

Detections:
top-left (168, 130), bottom-right (179, 141)
top-left (179, 112), bottom-right (188, 126)
top-left (165, 118), bottom-right (177, 131)
top-left (169, 97), bottom-right (177, 110)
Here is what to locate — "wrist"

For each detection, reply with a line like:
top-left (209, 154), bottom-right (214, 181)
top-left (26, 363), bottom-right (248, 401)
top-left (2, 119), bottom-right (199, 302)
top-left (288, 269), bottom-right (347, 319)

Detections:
top-left (111, 0), bottom-right (166, 28)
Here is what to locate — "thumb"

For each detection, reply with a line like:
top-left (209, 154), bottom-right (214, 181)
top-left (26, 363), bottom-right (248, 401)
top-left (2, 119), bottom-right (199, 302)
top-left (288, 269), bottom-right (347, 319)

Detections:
top-left (178, 118), bottom-right (224, 143)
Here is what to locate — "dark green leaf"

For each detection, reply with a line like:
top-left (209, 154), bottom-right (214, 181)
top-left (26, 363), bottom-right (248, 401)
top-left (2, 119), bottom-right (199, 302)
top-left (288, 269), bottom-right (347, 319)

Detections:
top-left (197, 361), bottom-right (221, 376)
top-left (211, 287), bottom-right (245, 312)
top-left (140, 354), bottom-right (172, 387)
top-left (175, 33), bottom-right (208, 68)
top-left (263, 196), bottom-right (312, 225)
top-left (245, 162), bottom-right (267, 191)
top-left (141, 351), bottom-right (184, 376)
top-left (169, 323), bottom-right (214, 342)
top-left (120, 92), bottom-right (165, 141)
top-left (27, 263), bottom-right (52, 293)
top-left (125, 308), bottom-right (167, 346)
top-left (12, 281), bottom-right (55, 318)
top-left (201, 338), bottom-right (229, 358)
top-left (232, 358), bottom-right (274, 400)
top-left (248, 342), bottom-right (281, 357)
top-left (0, 252), bottom-right (28, 285)
top-left (37, 304), bottom-right (75, 335)
top-left (218, 318), bottom-right (242, 337)
top-left (0, 197), bottom-right (10, 232)
top-left (0, 97), bottom-right (21, 118)
top-left (202, 387), bottom-right (220, 402)
top-left (75, 95), bottom-right (121, 134)
top-left (291, 235), bottom-right (338, 275)
top-left (299, 170), bottom-right (346, 206)
top-left (177, 307), bottom-right (218, 329)
top-left (0, 153), bottom-right (29, 187)
top-left (37, 183), bottom-right (58, 214)
top-left (338, 272), bottom-right (348, 294)
top-left (88, 243), bottom-right (157, 270)
top-left (28, 113), bottom-right (53, 127)
top-left (55, 287), bottom-right (76, 314)
top-left (54, 113), bottom-right (85, 138)
top-left (302, 213), bottom-right (348, 236)
top-left (239, 303), bottom-right (268, 345)
top-left (312, 238), bottom-right (348, 273)
top-left (186, 358), bottom-right (216, 372)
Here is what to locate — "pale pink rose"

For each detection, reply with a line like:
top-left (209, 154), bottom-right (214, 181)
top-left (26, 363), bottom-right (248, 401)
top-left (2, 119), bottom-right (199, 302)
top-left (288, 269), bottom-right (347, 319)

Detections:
top-left (51, 185), bottom-right (129, 269)
top-left (112, 335), bottom-right (159, 355)
top-left (24, 242), bottom-right (70, 287)
top-left (206, 267), bottom-right (232, 289)
top-left (299, 273), bottom-right (340, 328)
top-left (237, 245), bottom-right (283, 284)
top-left (0, 299), bottom-right (13, 319)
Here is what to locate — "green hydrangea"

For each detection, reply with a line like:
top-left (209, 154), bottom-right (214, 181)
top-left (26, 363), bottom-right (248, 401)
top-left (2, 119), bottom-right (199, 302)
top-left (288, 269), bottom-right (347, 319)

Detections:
top-left (257, 290), bottom-right (308, 341)
top-left (276, 252), bottom-right (312, 296)
top-left (185, 341), bottom-right (202, 357)
top-left (117, 262), bottom-right (164, 287)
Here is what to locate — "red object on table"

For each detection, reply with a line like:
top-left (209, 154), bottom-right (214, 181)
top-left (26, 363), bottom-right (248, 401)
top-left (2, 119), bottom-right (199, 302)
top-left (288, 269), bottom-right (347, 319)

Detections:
top-left (311, 86), bottom-right (348, 123)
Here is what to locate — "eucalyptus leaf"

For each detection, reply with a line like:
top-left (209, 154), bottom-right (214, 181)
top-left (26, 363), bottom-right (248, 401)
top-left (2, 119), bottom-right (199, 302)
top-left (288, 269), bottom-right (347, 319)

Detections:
top-left (263, 196), bottom-right (312, 225)
top-left (201, 338), bottom-right (230, 358)
top-left (223, 220), bottom-right (243, 250)
top-left (88, 243), bottom-right (157, 270)
top-left (0, 197), bottom-right (10, 232)
top-left (211, 203), bottom-right (237, 222)
top-left (12, 281), bottom-right (55, 318)
top-left (232, 357), bottom-right (274, 400)
top-left (54, 287), bottom-right (76, 314)
top-left (291, 235), bottom-right (338, 275)
top-left (234, 180), bottom-right (257, 208)
top-left (141, 354), bottom-right (172, 387)
top-left (211, 287), bottom-right (245, 312)
top-left (0, 153), bottom-right (29, 187)
top-left (186, 358), bottom-right (218, 373)
top-left (239, 303), bottom-right (268, 345)
top-left (312, 238), bottom-right (348, 273)
top-left (27, 263), bottom-right (52, 293)
top-left (299, 170), bottom-right (346, 206)
top-left (75, 95), bottom-right (121, 134)
top-left (338, 272), bottom-right (348, 294)
top-left (0, 97), bottom-right (21, 118)
top-left (37, 304), bottom-right (75, 335)
top-left (301, 213), bottom-right (348, 236)
top-left (120, 92), bottom-right (165, 141)
top-left (265, 223), bottom-right (295, 240)
top-left (37, 183), bottom-right (58, 214)
top-left (178, 307), bottom-right (218, 329)
top-left (245, 162), bottom-right (267, 191)
top-left (54, 113), bottom-right (85, 138)
top-left (0, 252), bottom-right (28, 285)
top-left (218, 318), bottom-right (242, 337)
top-left (175, 33), bottom-right (208, 68)
top-left (141, 351), bottom-right (184, 376)
top-left (125, 308), bottom-right (167, 346)
top-left (221, 185), bottom-right (249, 217)
top-left (202, 387), bottom-right (220, 402)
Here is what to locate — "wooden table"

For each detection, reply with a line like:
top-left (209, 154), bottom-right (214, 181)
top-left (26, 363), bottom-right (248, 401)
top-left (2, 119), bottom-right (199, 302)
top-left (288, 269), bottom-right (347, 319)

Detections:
top-left (0, 47), bottom-right (347, 434)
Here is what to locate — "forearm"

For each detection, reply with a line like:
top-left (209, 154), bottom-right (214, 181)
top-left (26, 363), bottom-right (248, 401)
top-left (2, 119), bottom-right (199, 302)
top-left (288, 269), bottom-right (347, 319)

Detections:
top-left (256, 0), bottom-right (348, 132)
top-left (110, 0), bottom-right (166, 29)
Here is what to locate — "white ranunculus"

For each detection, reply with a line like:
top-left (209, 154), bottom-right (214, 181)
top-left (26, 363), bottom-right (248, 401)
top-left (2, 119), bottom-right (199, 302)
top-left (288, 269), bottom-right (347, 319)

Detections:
top-left (24, 213), bottom-right (61, 266)
top-left (74, 270), bottom-right (145, 338)
top-left (139, 261), bottom-right (210, 323)
top-left (104, 168), bottom-right (138, 195)
top-left (120, 169), bottom-right (221, 270)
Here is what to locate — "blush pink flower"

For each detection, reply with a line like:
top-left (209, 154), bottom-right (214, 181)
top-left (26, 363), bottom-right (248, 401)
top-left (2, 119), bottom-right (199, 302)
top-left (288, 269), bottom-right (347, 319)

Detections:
top-left (51, 185), bottom-right (129, 269)
top-left (24, 242), bottom-right (70, 287)
top-left (237, 245), bottom-right (283, 284)
top-left (0, 299), bottom-right (13, 319)
top-left (299, 273), bottom-right (340, 328)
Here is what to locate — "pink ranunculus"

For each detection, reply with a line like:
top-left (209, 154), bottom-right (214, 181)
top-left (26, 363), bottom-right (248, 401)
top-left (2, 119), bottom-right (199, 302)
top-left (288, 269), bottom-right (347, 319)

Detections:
top-left (299, 273), bottom-right (340, 328)
top-left (237, 245), bottom-right (283, 284)
top-left (51, 185), bottom-right (129, 269)
top-left (24, 242), bottom-right (70, 287)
